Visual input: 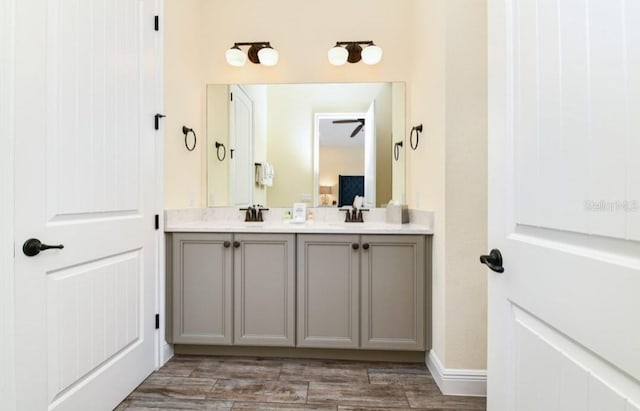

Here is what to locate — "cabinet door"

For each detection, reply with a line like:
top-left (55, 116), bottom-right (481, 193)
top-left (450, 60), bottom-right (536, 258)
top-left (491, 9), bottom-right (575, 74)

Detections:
top-left (361, 235), bottom-right (425, 350)
top-left (234, 233), bottom-right (295, 346)
top-left (297, 234), bottom-right (360, 349)
top-left (172, 233), bottom-right (233, 345)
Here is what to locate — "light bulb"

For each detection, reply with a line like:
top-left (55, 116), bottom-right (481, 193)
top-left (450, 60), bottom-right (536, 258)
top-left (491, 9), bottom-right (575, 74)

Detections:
top-left (328, 46), bottom-right (348, 66)
top-left (361, 44), bottom-right (383, 65)
top-left (257, 47), bottom-right (279, 66)
top-left (225, 46), bottom-right (246, 67)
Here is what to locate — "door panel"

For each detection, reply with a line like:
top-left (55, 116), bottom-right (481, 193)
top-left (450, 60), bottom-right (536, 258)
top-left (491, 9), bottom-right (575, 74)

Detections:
top-left (47, 251), bottom-right (141, 399)
top-left (14, 0), bottom-right (159, 409)
top-left (234, 234), bottom-right (295, 346)
top-left (360, 235), bottom-right (425, 350)
top-left (297, 234), bottom-right (360, 349)
top-left (512, 306), bottom-right (639, 411)
top-left (229, 85), bottom-right (254, 207)
top-left (171, 233), bottom-right (233, 345)
top-left (488, 0), bottom-right (640, 409)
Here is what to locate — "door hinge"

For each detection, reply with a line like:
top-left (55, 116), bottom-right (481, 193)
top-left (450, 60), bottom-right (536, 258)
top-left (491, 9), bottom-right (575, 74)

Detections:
top-left (155, 313), bottom-right (160, 329)
top-left (154, 214), bottom-right (159, 230)
top-left (154, 15), bottom-right (159, 31)
top-left (230, 92), bottom-right (233, 101)
top-left (154, 113), bottom-right (166, 130)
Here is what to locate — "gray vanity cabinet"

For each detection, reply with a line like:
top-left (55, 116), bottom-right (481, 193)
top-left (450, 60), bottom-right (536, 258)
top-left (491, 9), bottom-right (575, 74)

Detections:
top-left (297, 234), bottom-right (360, 348)
top-left (297, 233), bottom-right (427, 351)
top-left (360, 235), bottom-right (426, 350)
top-left (233, 233), bottom-right (295, 347)
top-left (170, 232), bottom-right (295, 347)
top-left (171, 233), bottom-right (233, 345)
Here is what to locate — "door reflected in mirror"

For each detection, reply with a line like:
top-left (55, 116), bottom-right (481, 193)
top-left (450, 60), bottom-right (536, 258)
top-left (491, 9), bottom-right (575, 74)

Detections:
top-left (206, 82), bottom-right (406, 208)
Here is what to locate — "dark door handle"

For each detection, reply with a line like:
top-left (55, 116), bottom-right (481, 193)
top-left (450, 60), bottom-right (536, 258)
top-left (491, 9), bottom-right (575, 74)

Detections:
top-left (352, 243), bottom-right (359, 250)
top-left (233, 241), bottom-right (241, 248)
top-left (223, 241), bottom-right (231, 248)
top-left (480, 249), bottom-right (504, 273)
top-left (23, 238), bottom-right (64, 257)
top-left (362, 243), bottom-right (370, 250)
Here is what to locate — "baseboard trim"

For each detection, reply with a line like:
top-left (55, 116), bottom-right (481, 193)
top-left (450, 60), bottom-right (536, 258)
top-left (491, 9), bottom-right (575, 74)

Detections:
top-left (426, 350), bottom-right (487, 397)
top-left (161, 343), bottom-right (174, 367)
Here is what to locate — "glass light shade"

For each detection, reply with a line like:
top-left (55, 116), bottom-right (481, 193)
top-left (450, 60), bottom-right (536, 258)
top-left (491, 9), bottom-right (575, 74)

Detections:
top-left (257, 47), bottom-right (279, 66)
top-left (225, 47), bottom-right (246, 67)
top-left (361, 44), bottom-right (383, 65)
top-left (328, 46), bottom-right (348, 66)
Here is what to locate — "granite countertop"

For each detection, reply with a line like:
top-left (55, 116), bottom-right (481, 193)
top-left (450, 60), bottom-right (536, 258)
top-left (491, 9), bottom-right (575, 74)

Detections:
top-left (164, 207), bottom-right (434, 235)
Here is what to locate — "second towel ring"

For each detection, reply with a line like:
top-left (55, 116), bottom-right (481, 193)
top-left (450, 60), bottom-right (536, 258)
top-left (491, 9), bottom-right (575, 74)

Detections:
top-left (410, 124), bottom-right (423, 150)
top-left (215, 142), bottom-right (226, 161)
top-left (182, 126), bottom-right (197, 151)
top-left (394, 141), bottom-right (403, 161)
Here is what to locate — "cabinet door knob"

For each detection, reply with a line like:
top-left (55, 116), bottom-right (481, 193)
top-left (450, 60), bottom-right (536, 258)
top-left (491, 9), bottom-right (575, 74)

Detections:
top-left (233, 241), bottom-right (241, 248)
top-left (362, 243), bottom-right (370, 250)
top-left (352, 243), bottom-right (359, 250)
top-left (223, 241), bottom-right (231, 248)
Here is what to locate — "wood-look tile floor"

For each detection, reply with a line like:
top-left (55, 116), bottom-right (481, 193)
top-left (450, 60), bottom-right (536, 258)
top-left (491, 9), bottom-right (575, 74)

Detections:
top-left (115, 356), bottom-right (486, 411)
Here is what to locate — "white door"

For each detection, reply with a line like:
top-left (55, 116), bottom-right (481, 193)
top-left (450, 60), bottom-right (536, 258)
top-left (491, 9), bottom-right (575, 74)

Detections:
top-left (13, 0), bottom-right (160, 409)
top-left (488, 0), bottom-right (640, 410)
top-left (364, 101), bottom-right (376, 208)
top-left (229, 85), bottom-right (254, 207)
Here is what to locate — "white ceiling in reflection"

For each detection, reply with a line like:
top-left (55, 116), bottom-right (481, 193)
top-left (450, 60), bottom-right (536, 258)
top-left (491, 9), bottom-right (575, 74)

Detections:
top-left (319, 117), bottom-right (364, 147)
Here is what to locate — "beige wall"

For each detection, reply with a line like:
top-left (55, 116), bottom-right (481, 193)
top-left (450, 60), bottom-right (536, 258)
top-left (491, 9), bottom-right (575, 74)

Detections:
top-left (392, 83), bottom-right (407, 203)
top-left (407, 0), bottom-right (488, 369)
top-left (408, 0), bottom-right (448, 364)
top-left (206, 84), bottom-right (230, 206)
top-left (443, 0), bottom-right (488, 369)
top-left (165, 0), bottom-right (412, 208)
top-left (164, 0), bottom-right (487, 371)
top-left (164, 0), bottom-right (207, 208)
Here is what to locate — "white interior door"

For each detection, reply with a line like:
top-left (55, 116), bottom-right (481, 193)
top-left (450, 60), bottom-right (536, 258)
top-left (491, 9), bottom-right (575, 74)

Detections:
top-left (229, 85), bottom-right (254, 207)
top-left (488, 0), bottom-right (640, 410)
top-left (364, 101), bottom-right (376, 208)
top-left (13, 0), bottom-right (160, 409)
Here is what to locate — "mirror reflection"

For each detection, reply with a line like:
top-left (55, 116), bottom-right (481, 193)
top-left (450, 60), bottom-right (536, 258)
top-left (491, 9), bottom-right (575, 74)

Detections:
top-left (206, 82), bottom-right (406, 208)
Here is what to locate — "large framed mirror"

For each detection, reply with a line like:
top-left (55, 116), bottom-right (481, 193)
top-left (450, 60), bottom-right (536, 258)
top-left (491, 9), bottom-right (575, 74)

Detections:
top-left (206, 82), bottom-right (406, 208)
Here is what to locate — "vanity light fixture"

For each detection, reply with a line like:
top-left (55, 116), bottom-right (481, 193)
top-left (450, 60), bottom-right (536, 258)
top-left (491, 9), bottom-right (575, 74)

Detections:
top-left (328, 41), bottom-right (383, 66)
top-left (225, 42), bottom-right (279, 67)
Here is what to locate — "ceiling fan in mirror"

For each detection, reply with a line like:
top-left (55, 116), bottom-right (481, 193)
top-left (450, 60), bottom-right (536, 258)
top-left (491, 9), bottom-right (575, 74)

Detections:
top-left (332, 118), bottom-right (365, 137)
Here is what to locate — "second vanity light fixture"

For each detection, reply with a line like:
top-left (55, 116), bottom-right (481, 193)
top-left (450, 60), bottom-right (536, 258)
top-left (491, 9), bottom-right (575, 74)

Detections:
top-left (225, 42), bottom-right (279, 67)
top-left (328, 41), bottom-right (383, 66)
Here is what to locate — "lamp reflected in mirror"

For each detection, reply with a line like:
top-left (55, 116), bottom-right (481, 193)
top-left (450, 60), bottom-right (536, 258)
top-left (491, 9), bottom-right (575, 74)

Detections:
top-left (319, 185), bottom-right (332, 205)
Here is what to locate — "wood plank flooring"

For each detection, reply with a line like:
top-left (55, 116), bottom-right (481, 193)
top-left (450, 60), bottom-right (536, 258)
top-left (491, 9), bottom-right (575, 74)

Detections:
top-left (115, 356), bottom-right (486, 411)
